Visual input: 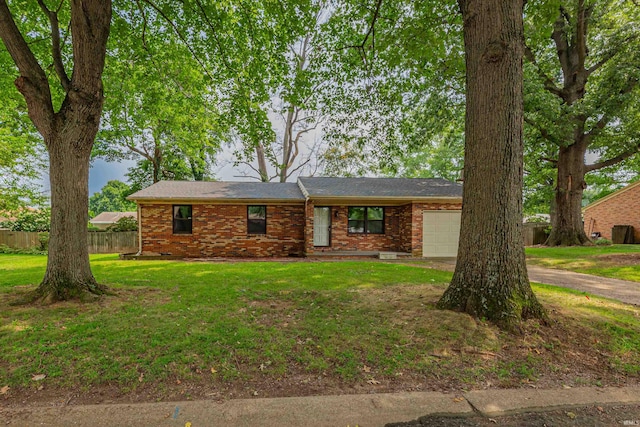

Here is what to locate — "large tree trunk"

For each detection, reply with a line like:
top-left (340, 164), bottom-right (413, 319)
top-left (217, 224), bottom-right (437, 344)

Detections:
top-left (37, 130), bottom-right (108, 302)
top-left (256, 143), bottom-right (270, 182)
top-left (437, 0), bottom-right (546, 330)
top-left (546, 142), bottom-right (591, 246)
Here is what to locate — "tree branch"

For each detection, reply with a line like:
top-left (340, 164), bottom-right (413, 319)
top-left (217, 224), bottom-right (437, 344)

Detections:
top-left (575, 0), bottom-right (591, 70)
top-left (36, 0), bottom-right (70, 92)
top-left (360, 0), bottom-right (382, 54)
top-left (524, 44), bottom-right (564, 98)
top-left (340, 0), bottom-right (383, 70)
top-left (524, 116), bottom-right (562, 146)
top-left (552, 7), bottom-right (572, 82)
top-left (585, 145), bottom-right (640, 173)
top-left (192, 0), bottom-right (236, 74)
top-left (587, 34), bottom-right (639, 75)
top-left (586, 78), bottom-right (638, 138)
top-left (0, 0), bottom-right (55, 136)
top-left (285, 157), bottom-right (312, 180)
top-left (234, 162), bottom-right (266, 181)
top-left (140, 0), bottom-right (215, 82)
top-left (133, 0), bottom-right (149, 49)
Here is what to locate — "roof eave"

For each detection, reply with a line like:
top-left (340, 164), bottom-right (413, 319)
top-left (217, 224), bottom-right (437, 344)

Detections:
top-left (129, 197), bottom-right (306, 205)
top-left (583, 180), bottom-right (640, 212)
top-left (307, 195), bottom-right (462, 204)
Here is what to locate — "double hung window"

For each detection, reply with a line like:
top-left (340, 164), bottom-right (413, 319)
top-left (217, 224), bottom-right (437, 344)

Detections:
top-left (173, 205), bottom-right (192, 234)
top-left (347, 207), bottom-right (384, 234)
top-left (248, 205), bottom-right (267, 234)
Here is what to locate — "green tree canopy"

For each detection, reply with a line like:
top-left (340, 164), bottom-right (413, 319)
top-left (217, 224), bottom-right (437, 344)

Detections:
top-left (0, 49), bottom-right (46, 211)
top-left (94, 1), bottom-right (225, 186)
top-left (89, 180), bottom-right (136, 217)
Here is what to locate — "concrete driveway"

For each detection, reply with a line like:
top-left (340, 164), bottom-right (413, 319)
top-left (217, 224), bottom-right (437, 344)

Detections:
top-left (527, 265), bottom-right (640, 306)
top-left (420, 258), bottom-right (640, 306)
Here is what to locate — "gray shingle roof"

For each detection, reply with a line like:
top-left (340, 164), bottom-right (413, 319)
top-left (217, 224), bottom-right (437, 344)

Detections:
top-left (297, 177), bottom-right (462, 199)
top-left (127, 181), bottom-right (305, 201)
top-left (127, 177), bottom-right (462, 202)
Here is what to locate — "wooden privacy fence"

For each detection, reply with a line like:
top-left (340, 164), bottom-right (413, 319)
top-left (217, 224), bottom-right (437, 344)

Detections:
top-left (0, 230), bottom-right (40, 249)
top-left (0, 230), bottom-right (137, 254)
top-left (87, 231), bottom-right (137, 254)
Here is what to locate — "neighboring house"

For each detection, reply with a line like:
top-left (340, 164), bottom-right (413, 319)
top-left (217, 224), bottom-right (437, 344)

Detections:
top-left (89, 212), bottom-right (138, 230)
top-left (583, 180), bottom-right (640, 242)
top-left (127, 177), bottom-right (463, 258)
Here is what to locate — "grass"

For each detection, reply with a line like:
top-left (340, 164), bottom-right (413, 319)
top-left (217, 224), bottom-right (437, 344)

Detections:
top-left (526, 244), bottom-right (640, 281)
top-left (1, 254), bottom-right (639, 400)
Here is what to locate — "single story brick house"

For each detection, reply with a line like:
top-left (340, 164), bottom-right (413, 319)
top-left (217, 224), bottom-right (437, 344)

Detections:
top-left (583, 180), bottom-right (640, 242)
top-left (127, 177), bottom-right (463, 258)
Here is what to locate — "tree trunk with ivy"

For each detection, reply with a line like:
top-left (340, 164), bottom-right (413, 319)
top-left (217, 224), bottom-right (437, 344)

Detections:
top-left (0, 0), bottom-right (112, 302)
top-left (437, 0), bottom-right (546, 330)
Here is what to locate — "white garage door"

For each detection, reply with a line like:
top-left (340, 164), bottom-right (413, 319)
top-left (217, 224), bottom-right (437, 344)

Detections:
top-left (422, 211), bottom-right (461, 258)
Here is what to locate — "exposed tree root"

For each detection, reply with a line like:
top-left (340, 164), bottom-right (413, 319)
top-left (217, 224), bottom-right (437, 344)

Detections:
top-left (14, 280), bottom-right (112, 305)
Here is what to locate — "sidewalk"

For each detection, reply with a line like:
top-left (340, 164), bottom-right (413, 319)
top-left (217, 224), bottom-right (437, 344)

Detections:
top-left (2, 386), bottom-right (639, 426)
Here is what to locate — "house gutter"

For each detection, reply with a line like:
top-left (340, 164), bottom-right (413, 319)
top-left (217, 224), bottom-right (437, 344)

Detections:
top-left (305, 196), bottom-right (462, 205)
top-left (126, 198), bottom-right (305, 205)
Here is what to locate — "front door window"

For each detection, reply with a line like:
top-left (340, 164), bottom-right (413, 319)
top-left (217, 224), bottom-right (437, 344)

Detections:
top-left (313, 207), bottom-right (331, 246)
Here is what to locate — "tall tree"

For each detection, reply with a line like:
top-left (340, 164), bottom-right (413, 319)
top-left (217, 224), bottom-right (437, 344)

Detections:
top-left (437, 0), bottom-right (546, 329)
top-left (524, 0), bottom-right (640, 245)
top-left (95, 5), bottom-right (223, 186)
top-left (236, 23), bottom-right (326, 183)
top-left (0, 0), bottom-right (111, 301)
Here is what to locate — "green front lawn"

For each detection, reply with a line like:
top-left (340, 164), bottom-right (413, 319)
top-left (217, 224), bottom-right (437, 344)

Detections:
top-left (526, 244), bottom-right (640, 281)
top-left (1, 254), bottom-right (639, 401)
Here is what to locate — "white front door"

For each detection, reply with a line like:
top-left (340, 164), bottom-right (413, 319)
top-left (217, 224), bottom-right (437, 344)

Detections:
top-left (313, 207), bottom-right (331, 247)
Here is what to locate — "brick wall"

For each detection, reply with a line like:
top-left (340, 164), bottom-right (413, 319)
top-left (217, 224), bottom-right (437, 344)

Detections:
top-left (583, 183), bottom-right (640, 241)
top-left (140, 203), bottom-right (305, 257)
top-left (304, 202), bottom-right (462, 256)
top-left (308, 205), bottom-right (407, 253)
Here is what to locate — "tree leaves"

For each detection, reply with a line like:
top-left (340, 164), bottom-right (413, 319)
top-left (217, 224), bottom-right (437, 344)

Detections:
top-left (89, 180), bottom-right (136, 217)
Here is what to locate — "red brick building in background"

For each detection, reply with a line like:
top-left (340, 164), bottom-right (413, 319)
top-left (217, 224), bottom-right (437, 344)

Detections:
top-left (127, 177), bottom-right (463, 258)
top-left (583, 180), bottom-right (640, 242)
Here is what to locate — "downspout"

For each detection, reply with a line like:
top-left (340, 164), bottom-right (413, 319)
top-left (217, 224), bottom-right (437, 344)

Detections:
top-left (297, 178), bottom-right (311, 257)
top-left (304, 198), bottom-right (309, 256)
top-left (136, 203), bottom-right (142, 255)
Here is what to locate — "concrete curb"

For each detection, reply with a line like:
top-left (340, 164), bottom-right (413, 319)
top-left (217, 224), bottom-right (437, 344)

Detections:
top-left (1, 392), bottom-right (473, 427)
top-left (1, 386), bottom-right (639, 426)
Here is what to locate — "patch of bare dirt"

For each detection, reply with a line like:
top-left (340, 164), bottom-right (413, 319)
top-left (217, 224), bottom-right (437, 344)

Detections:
top-left (595, 252), bottom-right (640, 267)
